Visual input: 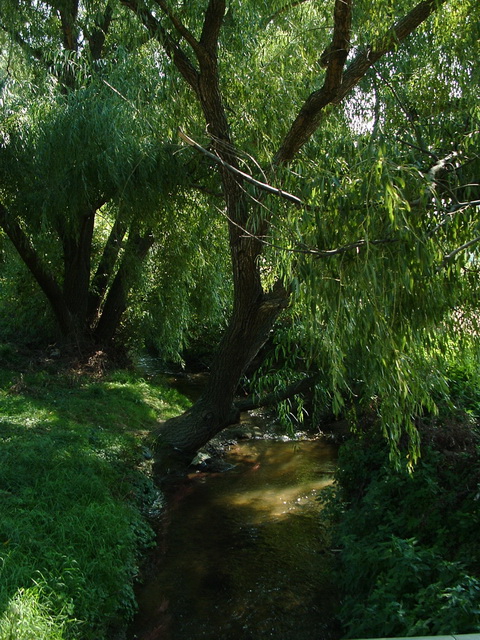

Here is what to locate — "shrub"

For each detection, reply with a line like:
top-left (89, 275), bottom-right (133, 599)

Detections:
top-left (326, 423), bottom-right (480, 638)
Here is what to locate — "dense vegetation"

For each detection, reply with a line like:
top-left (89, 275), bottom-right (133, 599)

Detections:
top-left (0, 351), bottom-right (190, 640)
top-left (1, 0), bottom-right (479, 638)
top-left (324, 345), bottom-right (480, 637)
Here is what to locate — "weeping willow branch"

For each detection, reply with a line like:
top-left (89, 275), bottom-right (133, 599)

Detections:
top-left (216, 202), bottom-right (396, 259)
top-left (263, 0), bottom-right (315, 26)
top-left (438, 235), bottom-right (480, 271)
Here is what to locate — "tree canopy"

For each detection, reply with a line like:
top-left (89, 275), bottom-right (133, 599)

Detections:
top-left (1, 0), bottom-right (479, 458)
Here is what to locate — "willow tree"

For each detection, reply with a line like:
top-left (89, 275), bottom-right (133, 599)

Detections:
top-left (116, 0), bottom-right (479, 458)
top-left (0, 1), bottom-right (200, 347)
top-left (1, 1), bottom-right (478, 457)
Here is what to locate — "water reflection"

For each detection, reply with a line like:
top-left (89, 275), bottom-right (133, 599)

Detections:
top-left (130, 439), bottom-right (340, 640)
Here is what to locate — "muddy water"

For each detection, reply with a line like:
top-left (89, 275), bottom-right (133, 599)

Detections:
top-left (130, 438), bottom-right (340, 640)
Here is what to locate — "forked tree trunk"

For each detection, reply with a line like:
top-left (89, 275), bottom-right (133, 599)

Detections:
top-left (93, 230), bottom-right (155, 345)
top-left (125, 0), bottom-right (449, 461)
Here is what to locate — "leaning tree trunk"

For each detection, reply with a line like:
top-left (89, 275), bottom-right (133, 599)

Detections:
top-left (154, 279), bottom-right (288, 455)
top-left (151, 12), bottom-right (290, 456)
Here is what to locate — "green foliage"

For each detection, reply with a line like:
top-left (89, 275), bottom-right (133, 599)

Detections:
top-left (0, 586), bottom-right (67, 640)
top-left (0, 366), bottom-right (189, 640)
top-left (125, 197), bottom-right (232, 362)
top-left (1, 0), bottom-right (480, 457)
top-left (324, 413), bottom-right (480, 637)
top-left (442, 348), bottom-right (480, 419)
top-left (0, 244), bottom-right (57, 346)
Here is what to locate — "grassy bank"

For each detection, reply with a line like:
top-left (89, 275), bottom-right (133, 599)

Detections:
top-left (0, 353), bottom-right (190, 640)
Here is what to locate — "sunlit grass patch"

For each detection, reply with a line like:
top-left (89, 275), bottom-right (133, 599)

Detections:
top-left (0, 586), bottom-right (68, 640)
top-left (0, 366), bottom-right (188, 639)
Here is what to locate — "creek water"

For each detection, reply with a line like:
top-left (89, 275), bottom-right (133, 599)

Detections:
top-left (129, 435), bottom-right (340, 640)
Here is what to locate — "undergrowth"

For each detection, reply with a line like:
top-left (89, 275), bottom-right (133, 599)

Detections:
top-left (0, 354), bottom-right (190, 640)
top-left (324, 419), bottom-right (480, 637)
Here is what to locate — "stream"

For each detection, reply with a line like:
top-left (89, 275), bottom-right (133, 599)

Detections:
top-left (129, 433), bottom-right (340, 640)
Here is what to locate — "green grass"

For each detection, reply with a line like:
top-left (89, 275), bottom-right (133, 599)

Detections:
top-left (0, 362), bottom-right (190, 640)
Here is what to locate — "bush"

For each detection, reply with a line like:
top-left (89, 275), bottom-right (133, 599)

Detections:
top-left (326, 424), bottom-right (480, 638)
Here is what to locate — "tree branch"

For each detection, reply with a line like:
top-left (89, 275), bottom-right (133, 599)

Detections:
top-left (321, 0), bottom-right (352, 93)
top-left (438, 235), bottom-right (480, 271)
top-left (235, 374), bottom-right (320, 412)
top-left (88, 216), bottom-right (128, 322)
top-left (59, 0), bottom-right (79, 51)
top-left (86, 2), bottom-right (114, 60)
top-left (199, 0), bottom-right (226, 54)
top-left (120, 0), bottom-right (199, 88)
top-left (335, 0), bottom-right (448, 103)
top-left (153, 0), bottom-right (204, 58)
top-left (178, 129), bottom-right (305, 206)
top-left (0, 23), bottom-right (46, 64)
top-left (275, 0), bottom-right (448, 164)
top-left (94, 229), bottom-right (155, 343)
top-left (0, 202), bottom-right (74, 335)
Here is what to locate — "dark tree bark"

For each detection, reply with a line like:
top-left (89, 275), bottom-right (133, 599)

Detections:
top-left (0, 199), bottom-right (151, 349)
top-left (88, 216), bottom-right (128, 324)
top-left (0, 203), bottom-right (76, 336)
top-left (155, 281), bottom-right (289, 454)
top-left (93, 229), bottom-right (154, 345)
top-left (60, 211), bottom-right (96, 333)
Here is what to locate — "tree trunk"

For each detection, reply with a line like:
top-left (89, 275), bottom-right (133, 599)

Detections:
top-left (0, 203), bottom-right (76, 336)
top-left (61, 211), bottom-right (95, 334)
top-left (87, 216), bottom-right (128, 325)
top-left (155, 277), bottom-right (288, 455)
top-left (125, 0), bottom-right (449, 461)
top-left (93, 229), bottom-right (154, 345)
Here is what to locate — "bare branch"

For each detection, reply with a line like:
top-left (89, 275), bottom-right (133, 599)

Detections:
top-left (374, 65), bottom-right (429, 154)
top-left (448, 199), bottom-right (480, 213)
top-left (396, 137), bottom-right (439, 160)
top-left (215, 200), bottom-right (397, 261)
top-left (178, 129), bottom-right (305, 207)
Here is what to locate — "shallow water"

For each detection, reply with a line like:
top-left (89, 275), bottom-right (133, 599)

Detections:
top-left (130, 437), bottom-right (340, 640)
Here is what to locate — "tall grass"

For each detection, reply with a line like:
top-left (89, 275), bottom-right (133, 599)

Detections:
top-left (0, 359), bottom-right (190, 639)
